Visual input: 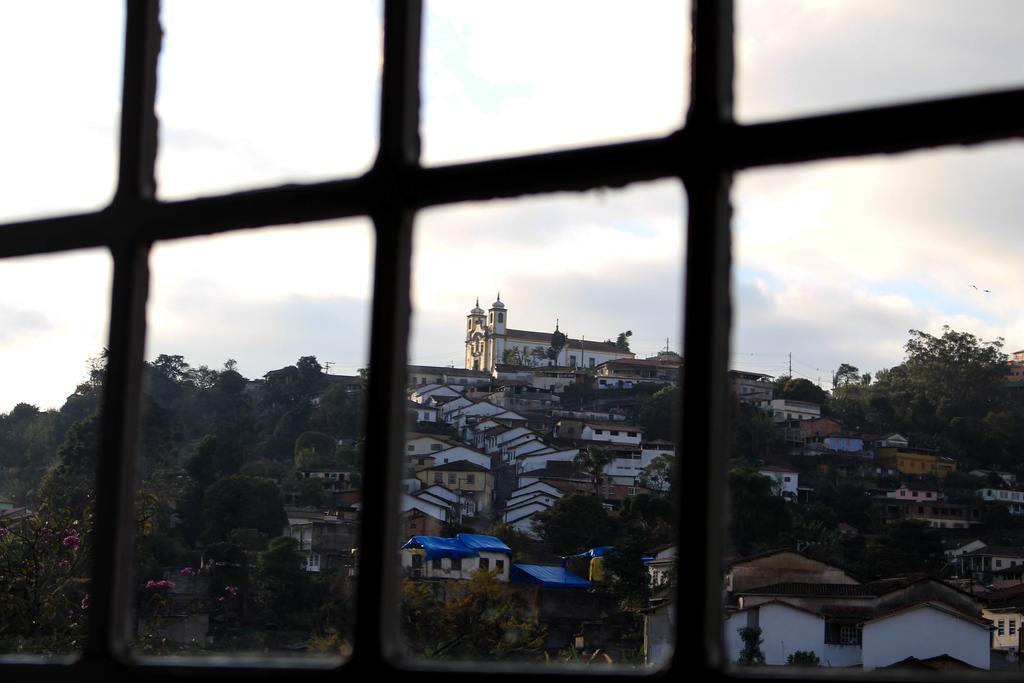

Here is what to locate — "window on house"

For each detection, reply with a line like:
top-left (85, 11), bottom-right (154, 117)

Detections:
top-left (479, 557), bottom-right (489, 571)
top-left (466, 474), bottom-right (475, 484)
top-left (496, 560), bottom-right (505, 573)
top-left (999, 620), bottom-right (1006, 636)
top-left (451, 558), bottom-right (462, 571)
top-left (1012, 620), bottom-right (1018, 637)
top-left (4, 0), bottom-right (1018, 680)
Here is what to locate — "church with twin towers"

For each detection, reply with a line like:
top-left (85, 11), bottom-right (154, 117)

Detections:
top-left (464, 294), bottom-right (635, 373)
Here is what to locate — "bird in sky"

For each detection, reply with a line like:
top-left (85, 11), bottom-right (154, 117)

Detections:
top-left (969, 284), bottom-right (978, 290)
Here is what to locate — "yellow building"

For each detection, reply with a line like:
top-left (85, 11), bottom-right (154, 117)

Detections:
top-left (878, 446), bottom-right (956, 478)
top-left (415, 460), bottom-right (493, 512)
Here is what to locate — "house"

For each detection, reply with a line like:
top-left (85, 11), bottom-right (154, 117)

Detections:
top-left (510, 563), bottom-right (591, 589)
top-left (408, 365), bottom-right (492, 389)
top-left (725, 549), bottom-right (860, 596)
top-left (415, 460), bottom-right (493, 513)
top-left (642, 600), bottom-right (675, 666)
top-left (400, 534), bottom-right (512, 581)
top-left (646, 544), bottom-right (676, 598)
top-left (861, 602), bottom-right (991, 671)
top-left (553, 419), bottom-right (643, 446)
top-left (757, 467), bottom-right (799, 501)
top-left (759, 398), bottom-right (821, 423)
top-left (407, 400), bottom-right (439, 423)
top-left (283, 509), bottom-right (358, 574)
top-left (978, 487), bottom-right (1024, 515)
top-left (886, 484), bottom-right (940, 503)
top-left (961, 546), bottom-right (1024, 576)
top-left (728, 370), bottom-right (774, 404)
top-left (971, 469), bottom-right (1016, 487)
top-left (724, 600), bottom-right (848, 667)
top-left (870, 498), bottom-right (982, 529)
top-left (981, 584), bottom-right (1024, 651)
top-left (878, 445), bottom-right (956, 478)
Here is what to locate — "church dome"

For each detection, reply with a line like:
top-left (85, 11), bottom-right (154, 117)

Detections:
top-left (469, 297), bottom-right (484, 316)
top-left (491, 292), bottom-right (505, 309)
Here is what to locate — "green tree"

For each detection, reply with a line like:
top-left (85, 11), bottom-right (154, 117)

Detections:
top-left (737, 626), bottom-right (765, 665)
top-left (775, 376), bottom-right (828, 405)
top-left (400, 573), bottom-right (545, 660)
top-left (256, 536), bottom-right (310, 623)
top-left (787, 650), bottom-right (820, 666)
top-left (638, 385), bottom-right (678, 441)
top-left (832, 363), bottom-right (861, 390)
top-left (728, 468), bottom-right (791, 556)
top-left (637, 455), bottom-right (674, 494)
top-left (201, 475), bottom-right (287, 543)
top-left (615, 330), bottom-right (633, 352)
top-left (574, 445), bottom-right (615, 498)
top-left (533, 494), bottom-right (620, 556)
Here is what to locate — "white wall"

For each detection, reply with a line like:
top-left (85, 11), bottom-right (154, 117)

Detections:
top-left (861, 606), bottom-right (990, 671)
top-left (724, 603), bottom-right (826, 666)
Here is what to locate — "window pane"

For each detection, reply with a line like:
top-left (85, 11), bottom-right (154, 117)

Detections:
top-left (726, 142), bottom-right (1024, 672)
top-left (422, 0), bottom-right (689, 165)
top-left (738, 0), bottom-right (1024, 122)
top-left (132, 221), bottom-right (373, 662)
top-left (0, 3), bottom-right (123, 222)
top-left (156, 1), bottom-right (382, 200)
top-left (400, 180), bottom-right (683, 668)
top-left (0, 249), bottom-right (112, 657)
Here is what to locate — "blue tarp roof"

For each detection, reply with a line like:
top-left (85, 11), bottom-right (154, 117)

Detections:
top-left (456, 533), bottom-right (512, 555)
top-left (401, 534), bottom-right (512, 561)
top-left (574, 545), bottom-right (615, 559)
top-left (401, 536), bottom-right (480, 561)
top-left (511, 564), bottom-right (592, 589)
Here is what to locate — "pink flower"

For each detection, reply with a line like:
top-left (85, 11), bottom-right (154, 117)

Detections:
top-left (145, 579), bottom-right (175, 590)
top-left (58, 559), bottom-right (70, 568)
top-left (217, 596), bottom-right (225, 603)
top-left (179, 567), bottom-right (196, 577)
top-left (81, 594), bottom-right (89, 610)
top-left (223, 585), bottom-right (238, 596)
top-left (62, 534), bottom-right (81, 550)
top-left (0, 527), bottom-right (9, 537)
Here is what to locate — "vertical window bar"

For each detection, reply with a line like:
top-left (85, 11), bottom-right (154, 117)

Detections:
top-left (682, 0), bottom-right (734, 671)
top-left (355, 0), bottom-right (421, 667)
top-left (86, 0), bottom-right (160, 662)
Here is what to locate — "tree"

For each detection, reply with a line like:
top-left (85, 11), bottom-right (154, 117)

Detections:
top-left (533, 494), bottom-right (620, 557)
top-left (400, 573), bottom-right (545, 660)
top-left (737, 626), bottom-right (765, 665)
top-left (201, 475), bottom-right (287, 543)
top-left (637, 455), bottom-right (673, 494)
top-left (615, 330), bottom-right (633, 352)
top-left (775, 376), bottom-right (828, 405)
top-left (638, 385), bottom-right (678, 441)
top-left (728, 469), bottom-right (791, 556)
top-left (832, 363), bottom-right (861, 390)
top-left (574, 445), bottom-right (615, 498)
top-left (256, 536), bottom-right (310, 623)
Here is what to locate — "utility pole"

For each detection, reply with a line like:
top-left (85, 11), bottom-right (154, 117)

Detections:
top-left (788, 352), bottom-right (792, 377)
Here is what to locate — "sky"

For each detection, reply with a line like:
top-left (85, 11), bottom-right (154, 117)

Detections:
top-left (3, 1), bottom-right (1024, 412)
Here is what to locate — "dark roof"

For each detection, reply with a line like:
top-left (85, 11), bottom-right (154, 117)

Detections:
top-left (962, 545), bottom-right (1024, 558)
top-left (505, 328), bottom-right (633, 355)
top-left (880, 655), bottom-right (983, 671)
top-left (425, 460), bottom-right (490, 473)
top-left (742, 583), bottom-right (883, 598)
top-left (408, 365), bottom-right (491, 378)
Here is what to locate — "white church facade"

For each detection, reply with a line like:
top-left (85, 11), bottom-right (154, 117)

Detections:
top-left (465, 295), bottom-right (634, 372)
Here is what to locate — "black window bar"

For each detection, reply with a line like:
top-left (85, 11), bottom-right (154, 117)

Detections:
top-left (3, 1), bottom-right (1024, 681)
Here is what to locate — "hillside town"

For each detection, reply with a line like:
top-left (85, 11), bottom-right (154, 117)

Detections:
top-left (7, 306), bottom-right (1024, 670)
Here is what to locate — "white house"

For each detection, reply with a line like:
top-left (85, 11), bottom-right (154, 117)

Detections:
top-left (431, 445), bottom-right (491, 470)
top-left (861, 602), bottom-right (991, 671)
top-left (400, 533), bottom-right (512, 581)
top-left (724, 601), bottom-right (844, 667)
top-left (757, 467), bottom-right (799, 501)
top-left (407, 401), bottom-right (438, 423)
top-left (580, 422), bottom-right (643, 446)
top-left (406, 434), bottom-right (454, 456)
top-left (978, 487), bottom-right (1024, 515)
top-left (760, 399), bottom-right (821, 423)
top-left (517, 447), bottom-right (579, 473)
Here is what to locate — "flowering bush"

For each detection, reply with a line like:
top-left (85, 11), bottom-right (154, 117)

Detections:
top-left (0, 508), bottom-right (91, 654)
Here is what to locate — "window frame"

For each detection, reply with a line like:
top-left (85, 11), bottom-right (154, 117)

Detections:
top-left (2, 0), bottom-right (1024, 681)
